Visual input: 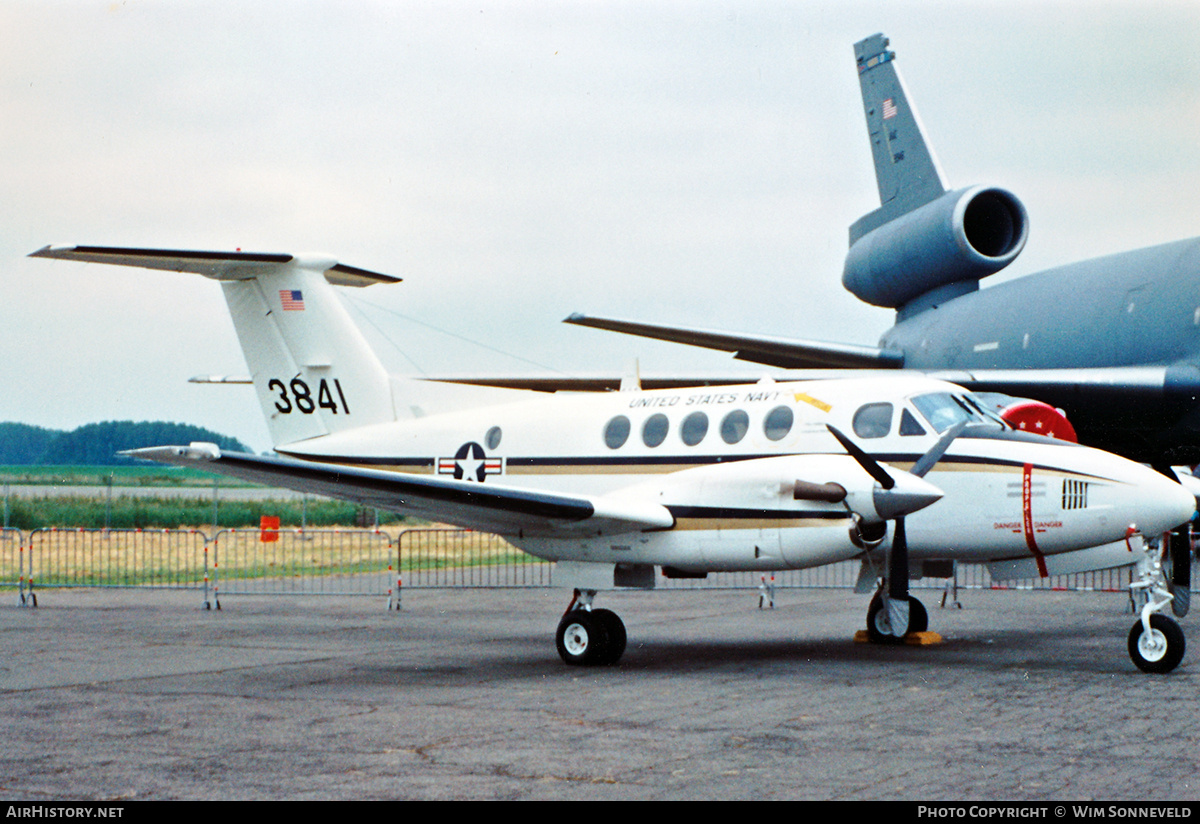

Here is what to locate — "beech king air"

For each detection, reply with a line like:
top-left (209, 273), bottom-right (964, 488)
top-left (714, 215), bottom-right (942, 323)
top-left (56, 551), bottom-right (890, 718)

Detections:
top-left (556, 33), bottom-right (1200, 645)
top-left (29, 245), bottom-right (1199, 672)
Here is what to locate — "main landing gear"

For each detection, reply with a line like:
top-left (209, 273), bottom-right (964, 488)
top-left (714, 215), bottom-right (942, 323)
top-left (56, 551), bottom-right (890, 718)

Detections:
top-left (866, 590), bottom-right (928, 643)
top-left (862, 516), bottom-right (931, 645)
top-left (555, 589), bottom-right (627, 666)
top-left (1128, 532), bottom-right (1187, 674)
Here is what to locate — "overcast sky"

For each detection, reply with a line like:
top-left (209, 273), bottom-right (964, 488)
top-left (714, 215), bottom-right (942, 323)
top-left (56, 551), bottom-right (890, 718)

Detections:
top-left (3, 1), bottom-right (1198, 452)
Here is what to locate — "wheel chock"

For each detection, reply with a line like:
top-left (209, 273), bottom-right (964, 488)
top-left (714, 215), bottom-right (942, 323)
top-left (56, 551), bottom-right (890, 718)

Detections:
top-left (854, 630), bottom-right (943, 645)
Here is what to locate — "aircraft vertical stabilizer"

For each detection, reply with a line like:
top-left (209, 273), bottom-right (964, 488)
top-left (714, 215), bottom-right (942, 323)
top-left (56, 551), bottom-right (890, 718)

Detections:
top-left (843, 35), bottom-right (1027, 316)
top-left (220, 262), bottom-right (397, 445)
top-left (851, 33), bottom-right (947, 243)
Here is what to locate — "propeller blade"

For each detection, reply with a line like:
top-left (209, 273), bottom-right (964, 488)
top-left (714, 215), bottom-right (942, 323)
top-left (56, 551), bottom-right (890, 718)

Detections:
top-left (1170, 525), bottom-right (1191, 617)
top-left (909, 420), bottom-right (968, 478)
top-left (889, 518), bottom-right (908, 595)
top-left (886, 517), bottom-right (911, 633)
top-left (827, 425), bottom-right (894, 489)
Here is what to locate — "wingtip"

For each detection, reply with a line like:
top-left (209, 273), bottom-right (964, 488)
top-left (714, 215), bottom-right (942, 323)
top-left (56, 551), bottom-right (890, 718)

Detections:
top-left (28, 244), bottom-right (73, 258)
top-left (119, 442), bottom-right (222, 463)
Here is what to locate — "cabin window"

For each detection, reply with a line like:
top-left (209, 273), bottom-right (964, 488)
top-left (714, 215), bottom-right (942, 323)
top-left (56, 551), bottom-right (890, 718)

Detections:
top-left (899, 408), bottom-right (927, 436)
top-left (852, 403), bottom-right (893, 439)
top-left (720, 410), bottom-right (749, 444)
top-left (763, 405), bottom-right (794, 441)
top-left (604, 416), bottom-right (631, 449)
top-left (642, 413), bottom-right (670, 447)
top-left (681, 411), bottom-right (708, 446)
top-left (485, 426), bottom-right (502, 450)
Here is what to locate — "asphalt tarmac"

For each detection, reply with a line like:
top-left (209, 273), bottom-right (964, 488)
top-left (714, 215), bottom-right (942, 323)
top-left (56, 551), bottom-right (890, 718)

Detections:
top-left (2, 584), bottom-right (1198, 801)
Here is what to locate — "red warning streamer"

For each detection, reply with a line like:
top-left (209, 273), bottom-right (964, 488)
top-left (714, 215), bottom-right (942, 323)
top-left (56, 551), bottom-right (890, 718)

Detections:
top-left (1022, 463), bottom-right (1049, 577)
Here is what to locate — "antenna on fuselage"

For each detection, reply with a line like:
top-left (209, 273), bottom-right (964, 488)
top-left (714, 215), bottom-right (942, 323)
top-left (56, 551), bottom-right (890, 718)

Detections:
top-left (619, 359), bottom-right (642, 392)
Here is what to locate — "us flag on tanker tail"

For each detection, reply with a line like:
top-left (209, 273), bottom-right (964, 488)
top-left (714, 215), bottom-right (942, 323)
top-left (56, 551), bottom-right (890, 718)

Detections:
top-left (280, 289), bottom-right (305, 311)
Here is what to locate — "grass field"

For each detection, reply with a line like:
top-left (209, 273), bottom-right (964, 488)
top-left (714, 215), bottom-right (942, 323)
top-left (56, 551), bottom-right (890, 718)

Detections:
top-left (1, 494), bottom-right (409, 531)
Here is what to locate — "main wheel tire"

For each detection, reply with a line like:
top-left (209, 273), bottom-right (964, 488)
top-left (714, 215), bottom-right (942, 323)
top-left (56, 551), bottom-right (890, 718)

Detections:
top-left (555, 611), bottom-right (610, 666)
top-left (908, 597), bottom-right (928, 634)
top-left (866, 593), bottom-right (926, 643)
top-left (591, 608), bottom-right (627, 665)
top-left (866, 593), bottom-right (900, 644)
top-left (1173, 587), bottom-right (1191, 619)
top-left (1128, 614), bottom-right (1186, 674)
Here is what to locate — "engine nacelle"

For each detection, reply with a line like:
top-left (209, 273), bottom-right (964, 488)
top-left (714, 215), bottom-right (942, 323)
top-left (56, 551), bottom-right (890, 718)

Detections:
top-left (843, 185), bottom-right (1028, 309)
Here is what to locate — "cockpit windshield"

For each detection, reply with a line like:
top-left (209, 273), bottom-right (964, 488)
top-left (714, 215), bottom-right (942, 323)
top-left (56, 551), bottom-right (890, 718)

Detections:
top-left (910, 392), bottom-right (1005, 434)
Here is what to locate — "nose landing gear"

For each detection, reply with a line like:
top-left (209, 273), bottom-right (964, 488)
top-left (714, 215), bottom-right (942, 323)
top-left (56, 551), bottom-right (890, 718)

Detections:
top-left (1128, 534), bottom-right (1187, 674)
top-left (866, 590), bottom-right (929, 643)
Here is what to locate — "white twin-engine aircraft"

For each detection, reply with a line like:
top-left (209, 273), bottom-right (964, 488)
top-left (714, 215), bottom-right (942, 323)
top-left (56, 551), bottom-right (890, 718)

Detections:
top-left (31, 245), bottom-right (1199, 672)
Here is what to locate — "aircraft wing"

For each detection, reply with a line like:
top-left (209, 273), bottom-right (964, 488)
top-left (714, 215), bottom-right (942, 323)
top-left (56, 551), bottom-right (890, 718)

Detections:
top-left (930, 366), bottom-right (1200, 404)
top-left (122, 444), bottom-right (674, 537)
top-left (560, 313), bottom-right (1200, 405)
top-left (563, 313), bottom-right (905, 369)
top-left (431, 364), bottom-right (1200, 401)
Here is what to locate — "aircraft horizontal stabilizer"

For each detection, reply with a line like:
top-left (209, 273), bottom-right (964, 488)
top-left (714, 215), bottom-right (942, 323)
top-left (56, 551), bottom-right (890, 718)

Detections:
top-left (29, 245), bottom-right (400, 288)
top-left (564, 313), bottom-right (904, 369)
top-left (121, 444), bottom-right (675, 537)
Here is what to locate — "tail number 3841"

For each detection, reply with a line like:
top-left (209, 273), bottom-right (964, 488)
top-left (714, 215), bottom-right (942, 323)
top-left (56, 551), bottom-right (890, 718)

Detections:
top-left (267, 378), bottom-right (351, 415)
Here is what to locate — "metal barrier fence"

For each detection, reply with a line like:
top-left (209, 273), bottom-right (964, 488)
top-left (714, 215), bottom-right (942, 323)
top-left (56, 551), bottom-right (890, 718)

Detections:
top-left (0, 525), bottom-right (1181, 609)
top-left (17, 528), bottom-right (212, 606)
top-left (396, 529), bottom-right (551, 588)
top-left (209, 528), bottom-right (398, 607)
top-left (0, 528), bottom-right (27, 604)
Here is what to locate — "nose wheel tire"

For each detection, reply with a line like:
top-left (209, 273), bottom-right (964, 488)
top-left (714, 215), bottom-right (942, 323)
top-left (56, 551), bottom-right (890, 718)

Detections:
top-left (1128, 613), bottom-right (1186, 674)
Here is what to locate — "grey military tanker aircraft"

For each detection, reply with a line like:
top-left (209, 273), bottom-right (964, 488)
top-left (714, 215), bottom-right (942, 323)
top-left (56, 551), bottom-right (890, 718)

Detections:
top-left (564, 33), bottom-right (1200, 471)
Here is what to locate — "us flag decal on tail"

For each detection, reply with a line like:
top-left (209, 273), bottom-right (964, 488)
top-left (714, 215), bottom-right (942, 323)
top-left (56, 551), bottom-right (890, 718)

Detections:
top-left (280, 289), bottom-right (305, 311)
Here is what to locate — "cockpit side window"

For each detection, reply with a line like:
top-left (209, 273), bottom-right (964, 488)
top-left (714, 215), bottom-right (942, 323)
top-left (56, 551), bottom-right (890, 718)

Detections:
top-left (852, 403), bottom-right (893, 439)
top-left (899, 408), bottom-right (927, 436)
top-left (961, 393), bottom-right (1009, 428)
top-left (911, 392), bottom-right (976, 433)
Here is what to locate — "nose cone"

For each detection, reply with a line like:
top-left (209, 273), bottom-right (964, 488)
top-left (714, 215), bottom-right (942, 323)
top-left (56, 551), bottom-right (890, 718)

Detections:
top-left (873, 470), bottom-right (944, 520)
